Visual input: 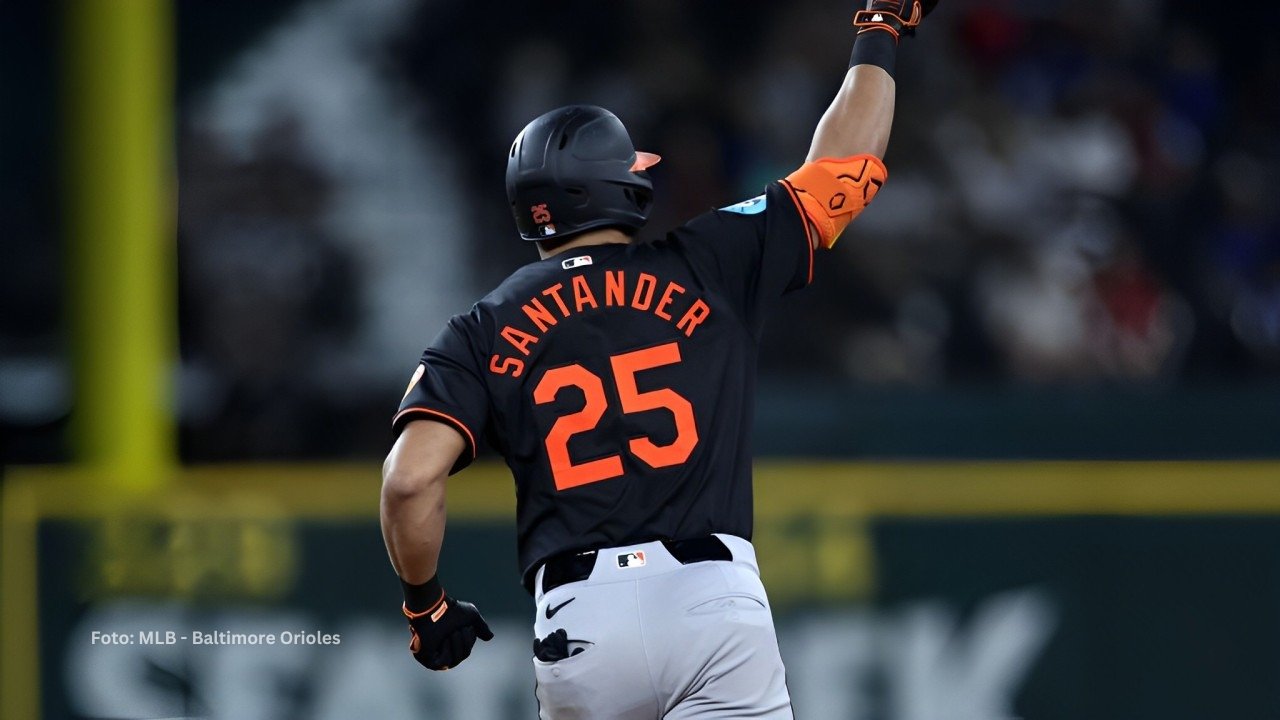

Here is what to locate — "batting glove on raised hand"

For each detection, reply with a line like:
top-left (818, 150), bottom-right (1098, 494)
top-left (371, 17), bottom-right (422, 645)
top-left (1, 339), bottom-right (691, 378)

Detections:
top-left (401, 576), bottom-right (494, 671)
top-left (854, 0), bottom-right (939, 40)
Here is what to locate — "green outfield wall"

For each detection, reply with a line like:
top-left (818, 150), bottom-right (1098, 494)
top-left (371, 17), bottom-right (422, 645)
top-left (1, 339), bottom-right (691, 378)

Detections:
top-left (5, 461), bottom-right (1280, 719)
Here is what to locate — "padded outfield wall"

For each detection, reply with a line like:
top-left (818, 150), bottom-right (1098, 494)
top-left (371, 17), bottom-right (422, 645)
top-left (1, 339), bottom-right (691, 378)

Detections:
top-left (5, 461), bottom-right (1280, 720)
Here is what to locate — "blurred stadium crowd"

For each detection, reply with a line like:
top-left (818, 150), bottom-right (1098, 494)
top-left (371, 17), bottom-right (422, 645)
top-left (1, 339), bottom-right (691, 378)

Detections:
top-left (3, 0), bottom-right (1278, 461)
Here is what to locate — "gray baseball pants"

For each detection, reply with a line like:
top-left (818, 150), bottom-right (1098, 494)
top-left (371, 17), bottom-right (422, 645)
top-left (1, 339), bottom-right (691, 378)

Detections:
top-left (531, 534), bottom-right (793, 719)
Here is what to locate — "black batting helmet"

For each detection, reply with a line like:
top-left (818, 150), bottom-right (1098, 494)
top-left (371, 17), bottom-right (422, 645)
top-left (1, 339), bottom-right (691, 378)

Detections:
top-left (506, 105), bottom-right (660, 242)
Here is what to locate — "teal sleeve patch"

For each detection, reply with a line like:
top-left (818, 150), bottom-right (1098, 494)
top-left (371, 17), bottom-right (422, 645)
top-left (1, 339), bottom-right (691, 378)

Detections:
top-left (719, 195), bottom-right (766, 215)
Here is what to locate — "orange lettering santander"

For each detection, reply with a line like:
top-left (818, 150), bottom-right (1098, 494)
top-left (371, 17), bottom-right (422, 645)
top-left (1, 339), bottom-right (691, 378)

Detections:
top-left (571, 275), bottom-right (599, 312)
top-left (631, 273), bottom-right (657, 310)
top-left (676, 299), bottom-right (711, 337)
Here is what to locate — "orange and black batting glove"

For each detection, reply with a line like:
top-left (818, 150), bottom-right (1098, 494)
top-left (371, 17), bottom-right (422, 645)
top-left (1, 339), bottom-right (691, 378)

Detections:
top-left (401, 575), bottom-right (494, 671)
top-left (853, 0), bottom-right (939, 41)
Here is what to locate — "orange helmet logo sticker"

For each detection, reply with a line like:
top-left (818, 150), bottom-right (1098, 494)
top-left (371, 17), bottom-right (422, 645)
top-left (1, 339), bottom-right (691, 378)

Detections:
top-left (531, 203), bottom-right (552, 224)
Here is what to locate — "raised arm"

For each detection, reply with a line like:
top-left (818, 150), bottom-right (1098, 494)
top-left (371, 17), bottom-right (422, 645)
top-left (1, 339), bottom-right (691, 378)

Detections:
top-left (785, 0), bottom-right (937, 249)
top-left (809, 0), bottom-right (933, 159)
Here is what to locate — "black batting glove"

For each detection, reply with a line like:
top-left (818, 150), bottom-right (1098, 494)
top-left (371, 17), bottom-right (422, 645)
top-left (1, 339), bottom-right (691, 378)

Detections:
top-left (401, 575), bottom-right (494, 671)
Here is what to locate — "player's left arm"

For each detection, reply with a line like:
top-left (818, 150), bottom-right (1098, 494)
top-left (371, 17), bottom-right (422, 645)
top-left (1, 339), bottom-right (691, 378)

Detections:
top-left (381, 418), bottom-right (461, 585)
top-left (382, 419), bottom-right (494, 671)
top-left (783, 0), bottom-right (938, 250)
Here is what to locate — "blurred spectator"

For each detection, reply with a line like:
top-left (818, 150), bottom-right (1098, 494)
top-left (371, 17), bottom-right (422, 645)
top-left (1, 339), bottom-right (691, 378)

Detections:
top-left (169, 0), bottom-right (1278, 456)
top-left (178, 118), bottom-right (360, 458)
top-left (3, 0), bottom-right (1277, 460)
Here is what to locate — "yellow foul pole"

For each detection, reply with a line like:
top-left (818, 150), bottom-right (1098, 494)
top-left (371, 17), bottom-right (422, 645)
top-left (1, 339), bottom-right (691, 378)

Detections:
top-left (63, 0), bottom-right (177, 491)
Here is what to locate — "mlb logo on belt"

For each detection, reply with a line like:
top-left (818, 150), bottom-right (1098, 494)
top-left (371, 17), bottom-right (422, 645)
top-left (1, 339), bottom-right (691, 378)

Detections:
top-left (617, 550), bottom-right (646, 568)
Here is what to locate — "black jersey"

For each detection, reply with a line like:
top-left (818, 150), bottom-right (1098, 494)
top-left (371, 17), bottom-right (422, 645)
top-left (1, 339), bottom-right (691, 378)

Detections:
top-left (395, 181), bottom-right (812, 588)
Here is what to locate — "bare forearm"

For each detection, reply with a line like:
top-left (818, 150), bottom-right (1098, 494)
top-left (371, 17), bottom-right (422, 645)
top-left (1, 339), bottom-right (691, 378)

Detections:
top-left (807, 64), bottom-right (896, 162)
top-left (807, 0), bottom-right (935, 162)
top-left (381, 471), bottom-right (446, 584)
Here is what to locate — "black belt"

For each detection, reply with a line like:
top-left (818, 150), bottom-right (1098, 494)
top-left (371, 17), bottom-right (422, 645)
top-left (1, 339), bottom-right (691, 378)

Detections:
top-left (538, 536), bottom-right (732, 595)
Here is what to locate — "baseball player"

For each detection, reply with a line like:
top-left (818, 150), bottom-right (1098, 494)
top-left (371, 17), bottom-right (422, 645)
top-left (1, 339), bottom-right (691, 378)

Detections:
top-left (381, 1), bottom-right (936, 717)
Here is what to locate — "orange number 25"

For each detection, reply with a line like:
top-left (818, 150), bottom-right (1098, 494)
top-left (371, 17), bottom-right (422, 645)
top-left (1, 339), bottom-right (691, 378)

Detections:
top-left (532, 342), bottom-right (698, 491)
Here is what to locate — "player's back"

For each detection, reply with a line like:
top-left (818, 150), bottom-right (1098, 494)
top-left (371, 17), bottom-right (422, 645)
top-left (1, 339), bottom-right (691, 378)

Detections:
top-left (397, 182), bottom-right (813, 585)
top-left (482, 237), bottom-right (756, 583)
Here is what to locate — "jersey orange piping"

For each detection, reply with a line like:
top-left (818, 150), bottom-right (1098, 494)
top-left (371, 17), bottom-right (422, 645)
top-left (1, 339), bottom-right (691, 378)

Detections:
top-left (392, 407), bottom-right (478, 460)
